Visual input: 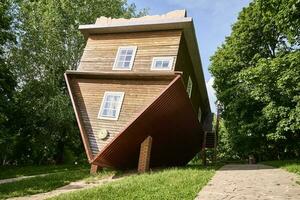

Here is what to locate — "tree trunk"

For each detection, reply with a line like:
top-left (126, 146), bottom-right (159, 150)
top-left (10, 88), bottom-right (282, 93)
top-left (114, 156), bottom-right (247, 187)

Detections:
top-left (55, 141), bottom-right (65, 164)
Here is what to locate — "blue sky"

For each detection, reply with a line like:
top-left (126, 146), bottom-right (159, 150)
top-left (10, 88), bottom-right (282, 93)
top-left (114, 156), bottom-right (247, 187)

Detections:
top-left (128, 0), bottom-right (251, 112)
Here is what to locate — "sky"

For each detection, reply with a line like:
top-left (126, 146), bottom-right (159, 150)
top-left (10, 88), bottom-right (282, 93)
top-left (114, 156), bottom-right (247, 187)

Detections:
top-left (128, 0), bottom-right (251, 113)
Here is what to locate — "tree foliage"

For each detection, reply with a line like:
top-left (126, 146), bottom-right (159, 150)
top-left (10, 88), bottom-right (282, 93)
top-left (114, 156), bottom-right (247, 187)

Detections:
top-left (0, 0), bottom-right (16, 165)
top-left (1, 0), bottom-right (144, 165)
top-left (210, 0), bottom-right (300, 160)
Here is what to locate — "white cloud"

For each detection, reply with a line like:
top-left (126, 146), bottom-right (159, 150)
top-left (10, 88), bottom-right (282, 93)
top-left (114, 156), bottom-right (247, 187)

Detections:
top-left (165, 0), bottom-right (250, 33)
top-left (165, 0), bottom-right (237, 14)
top-left (206, 77), bottom-right (217, 113)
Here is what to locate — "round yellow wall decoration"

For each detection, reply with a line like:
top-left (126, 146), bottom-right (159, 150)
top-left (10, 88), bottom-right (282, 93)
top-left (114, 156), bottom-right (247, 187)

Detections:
top-left (97, 129), bottom-right (109, 140)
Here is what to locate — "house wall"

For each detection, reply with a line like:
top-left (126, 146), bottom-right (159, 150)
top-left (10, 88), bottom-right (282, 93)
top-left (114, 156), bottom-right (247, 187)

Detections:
top-left (175, 34), bottom-right (206, 123)
top-left (78, 30), bottom-right (181, 72)
top-left (70, 77), bottom-right (171, 155)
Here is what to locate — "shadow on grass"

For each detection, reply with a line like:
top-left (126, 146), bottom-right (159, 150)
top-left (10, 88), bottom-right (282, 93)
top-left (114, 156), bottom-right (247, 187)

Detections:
top-left (262, 160), bottom-right (300, 168)
top-left (261, 160), bottom-right (300, 176)
top-left (218, 164), bottom-right (275, 171)
top-left (0, 164), bottom-right (89, 180)
top-left (49, 163), bottom-right (219, 200)
top-left (215, 160), bottom-right (300, 172)
top-left (111, 163), bottom-right (221, 179)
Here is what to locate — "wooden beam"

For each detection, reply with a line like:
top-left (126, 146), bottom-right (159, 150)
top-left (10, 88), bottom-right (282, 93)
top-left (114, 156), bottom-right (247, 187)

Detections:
top-left (65, 70), bottom-right (182, 81)
top-left (201, 131), bottom-right (207, 166)
top-left (138, 136), bottom-right (152, 173)
top-left (90, 164), bottom-right (102, 174)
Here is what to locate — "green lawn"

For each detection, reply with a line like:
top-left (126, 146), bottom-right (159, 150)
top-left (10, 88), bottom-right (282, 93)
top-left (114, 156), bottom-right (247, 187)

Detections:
top-left (262, 160), bottom-right (300, 176)
top-left (50, 165), bottom-right (218, 200)
top-left (0, 164), bottom-right (88, 180)
top-left (0, 168), bottom-right (91, 199)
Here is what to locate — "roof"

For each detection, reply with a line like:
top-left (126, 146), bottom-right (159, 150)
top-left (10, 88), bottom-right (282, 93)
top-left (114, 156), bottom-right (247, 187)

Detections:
top-left (64, 71), bottom-right (181, 162)
top-left (78, 10), bottom-right (211, 113)
top-left (65, 72), bottom-right (204, 168)
top-left (91, 75), bottom-right (203, 169)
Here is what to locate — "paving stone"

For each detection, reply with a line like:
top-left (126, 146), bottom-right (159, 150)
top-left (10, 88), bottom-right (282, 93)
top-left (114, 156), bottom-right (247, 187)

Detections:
top-left (195, 164), bottom-right (300, 200)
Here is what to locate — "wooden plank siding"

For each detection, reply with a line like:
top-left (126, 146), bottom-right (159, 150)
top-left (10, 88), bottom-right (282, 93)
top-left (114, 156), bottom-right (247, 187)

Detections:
top-left (78, 30), bottom-right (182, 72)
top-left (69, 77), bottom-right (171, 155)
top-left (92, 75), bottom-right (203, 169)
top-left (64, 74), bottom-right (93, 161)
top-left (175, 34), bottom-right (206, 123)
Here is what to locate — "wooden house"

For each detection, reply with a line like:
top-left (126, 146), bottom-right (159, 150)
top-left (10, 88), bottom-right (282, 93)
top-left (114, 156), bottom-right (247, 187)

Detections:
top-left (65, 10), bottom-right (215, 173)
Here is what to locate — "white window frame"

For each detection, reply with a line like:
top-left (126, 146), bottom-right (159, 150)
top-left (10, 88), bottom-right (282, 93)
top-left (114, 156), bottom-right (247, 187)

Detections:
top-left (187, 76), bottom-right (193, 98)
top-left (98, 91), bottom-right (125, 120)
top-left (150, 57), bottom-right (174, 71)
top-left (113, 46), bottom-right (137, 70)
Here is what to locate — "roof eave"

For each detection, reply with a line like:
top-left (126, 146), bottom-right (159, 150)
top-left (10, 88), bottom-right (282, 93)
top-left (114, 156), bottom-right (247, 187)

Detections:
top-left (79, 17), bottom-right (192, 38)
top-left (183, 20), bottom-right (211, 113)
top-left (65, 70), bottom-right (181, 80)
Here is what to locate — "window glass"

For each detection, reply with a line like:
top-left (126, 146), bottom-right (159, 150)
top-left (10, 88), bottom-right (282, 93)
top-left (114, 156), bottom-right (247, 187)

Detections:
top-left (187, 76), bottom-right (193, 98)
top-left (151, 57), bottom-right (174, 70)
top-left (98, 92), bottom-right (124, 120)
top-left (113, 46), bottom-right (137, 70)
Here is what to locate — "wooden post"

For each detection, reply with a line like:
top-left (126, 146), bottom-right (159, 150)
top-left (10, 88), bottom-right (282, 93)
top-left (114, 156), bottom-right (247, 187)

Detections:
top-left (138, 136), bottom-right (152, 173)
top-left (201, 131), bottom-right (207, 166)
top-left (90, 164), bottom-right (102, 174)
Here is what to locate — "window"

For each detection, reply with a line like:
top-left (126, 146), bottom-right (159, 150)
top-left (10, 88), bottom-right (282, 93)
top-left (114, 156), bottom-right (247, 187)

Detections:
top-left (113, 46), bottom-right (137, 70)
top-left (198, 106), bottom-right (202, 122)
top-left (187, 76), bottom-right (193, 98)
top-left (98, 92), bottom-right (124, 120)
top-left (151, 57), bottom-right (174, 70)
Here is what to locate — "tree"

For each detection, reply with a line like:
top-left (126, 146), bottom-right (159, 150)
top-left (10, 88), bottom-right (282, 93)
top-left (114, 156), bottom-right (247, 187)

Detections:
top-left (0, 0), bottom-right (16, 165)
top-left (7, 0), bottom-right (145, 164)
top-left (210, 0), bottom-right (300, 160)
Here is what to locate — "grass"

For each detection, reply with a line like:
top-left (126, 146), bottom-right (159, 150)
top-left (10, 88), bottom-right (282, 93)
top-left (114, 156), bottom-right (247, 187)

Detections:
top-left (0, 168), bottom-right (91, 199)
top-left (50, 165), bottom-right (219, 200)
top-left (0, 164), bottom-right (88, 180)
top-left (83, 169), bottom-right (117, 184)
top-left (262, 160), bottom-right (300, 176)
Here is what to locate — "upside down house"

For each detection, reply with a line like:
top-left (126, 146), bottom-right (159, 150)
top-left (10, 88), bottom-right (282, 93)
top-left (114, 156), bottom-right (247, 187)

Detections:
top-left (65, 10), bottom-right (216, 173)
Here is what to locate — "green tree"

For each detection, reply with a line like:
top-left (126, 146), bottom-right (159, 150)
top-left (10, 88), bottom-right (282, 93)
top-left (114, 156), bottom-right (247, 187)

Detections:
top-left (216, 119), bottom-right (240, 161)
top-left (8, 0), bottom-right (144, 164)
top-left (0, 0), bottom-right (16, 165)
top-left (210, 0), bottom-right (300, 160)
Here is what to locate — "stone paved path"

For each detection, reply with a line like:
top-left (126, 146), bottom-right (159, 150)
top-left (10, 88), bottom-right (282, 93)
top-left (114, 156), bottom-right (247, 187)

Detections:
top-left (0, 174), bottom-right (49, 185)
top-left (195, 164), bottom-right (300, 200)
